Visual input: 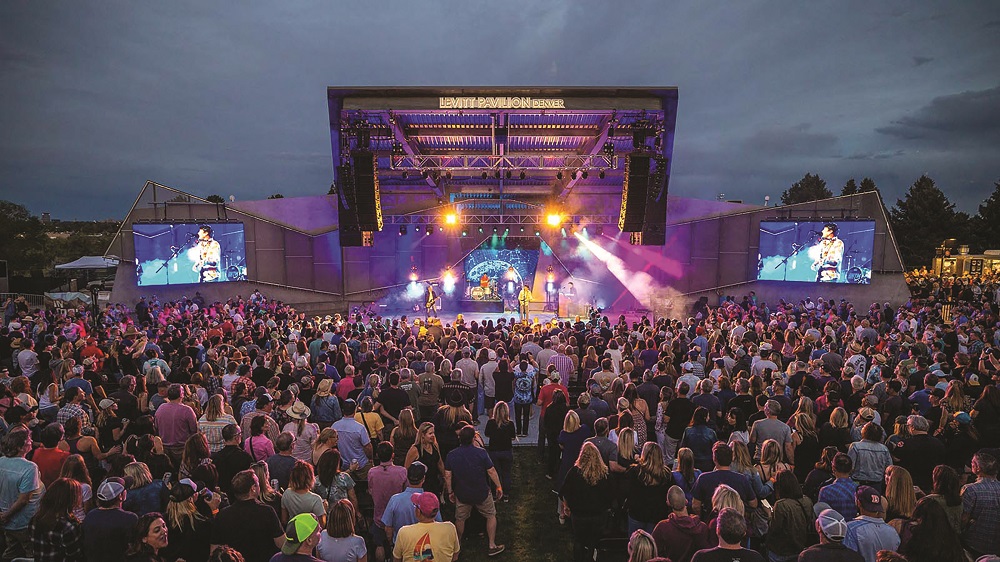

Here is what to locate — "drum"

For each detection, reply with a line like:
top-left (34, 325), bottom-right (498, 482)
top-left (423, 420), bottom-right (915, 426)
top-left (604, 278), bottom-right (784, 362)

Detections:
top-left (226, 265), bottom-right (241, 281)
top-left (471, 287), bottom-right (485, 300)
top-left (847, 267), bottom-right (864, 284)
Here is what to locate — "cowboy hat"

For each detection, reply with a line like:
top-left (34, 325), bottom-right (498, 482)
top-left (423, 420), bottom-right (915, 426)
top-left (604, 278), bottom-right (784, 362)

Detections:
top-left (315, 378), bottom-right (335, 397)
top-left (287, 401), bottom-right (311, 420)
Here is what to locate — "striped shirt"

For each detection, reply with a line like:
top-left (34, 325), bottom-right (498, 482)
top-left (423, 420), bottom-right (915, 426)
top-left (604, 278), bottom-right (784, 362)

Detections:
top-left (547, 353), bottom-right (575, 382)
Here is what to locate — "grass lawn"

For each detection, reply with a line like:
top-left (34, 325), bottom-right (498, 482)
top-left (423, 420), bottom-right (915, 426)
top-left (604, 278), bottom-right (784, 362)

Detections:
top-left (455, 448), bottom-right (630, 561)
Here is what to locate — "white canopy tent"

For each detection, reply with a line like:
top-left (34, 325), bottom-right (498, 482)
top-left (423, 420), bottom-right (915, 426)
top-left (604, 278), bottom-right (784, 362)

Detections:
top-left (54, 256), bottom-right (120, 269)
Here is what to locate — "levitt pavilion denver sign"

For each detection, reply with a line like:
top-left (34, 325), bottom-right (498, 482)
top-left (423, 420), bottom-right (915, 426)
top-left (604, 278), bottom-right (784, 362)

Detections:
top-left (438, 96), bottom-right (566, 109)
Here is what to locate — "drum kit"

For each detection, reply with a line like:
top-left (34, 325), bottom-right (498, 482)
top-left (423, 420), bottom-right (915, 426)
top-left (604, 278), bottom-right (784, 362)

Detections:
top-left (223, 250), bottom-right (247, 282)
top-left (470, 278), bottom-right (500, 301)
top-left (844, 250), bottom-right (871, 284)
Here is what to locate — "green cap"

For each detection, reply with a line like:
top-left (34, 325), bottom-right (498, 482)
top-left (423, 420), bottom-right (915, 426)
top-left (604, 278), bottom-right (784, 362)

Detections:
top-left (281, 513), bottom-right (320, 555)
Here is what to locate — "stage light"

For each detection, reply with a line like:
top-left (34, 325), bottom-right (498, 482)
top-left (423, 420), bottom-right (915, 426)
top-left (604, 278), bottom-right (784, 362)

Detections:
top-left (409, 266), bottom-right (418, 282)
top-left (546, 213), bottom-right (562, 226)
top-left (421, 170), bottom-right (429, 179)
top-left (534, 230), bottom-right (541, 236)
top-left (495, 170), bottom-right (501, 179)
top-left (445, 213), bottom-right (458, 225)
top-left (432, 171), bottom-right (439, 181)
top-left (556, 171), bottom-right (563, 180)
top-left (426, 227), bottom-right (432, 236)
top-left (478, 227), bottom-right (484, 233)
top-left (520, 227), bottom-right (525, 233)
top-left (401, 171), bottom-right (408, 179)
top-left (596, 225), bottom-right (604, 236)
top-left (462, 228), bottom-right (468, 237)
top-left (519, 170), bottom-right (526, 180)
top-left (493, 227), bottom-right (498, 233)
top-left (399, 226), bottom-right (407, 236)
top-left (445, 171), bottom-right (453, 180)
top-left (505, 170), bottom-right (512, 179)
top-left (442, 267), bottom-right (456, 293)
top-left (599, 169), bottom-right (605, 179)
top-left (482, 171), bottom-right (488, 180)
top-left (582, 170), bottom-right (589, 180)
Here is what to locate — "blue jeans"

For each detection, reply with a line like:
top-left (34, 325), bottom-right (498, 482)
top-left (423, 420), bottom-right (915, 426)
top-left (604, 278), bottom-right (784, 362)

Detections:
top-left (627, 515), bottom-right (655, 537)
top-left (488, 449), bottom-right (514, 491)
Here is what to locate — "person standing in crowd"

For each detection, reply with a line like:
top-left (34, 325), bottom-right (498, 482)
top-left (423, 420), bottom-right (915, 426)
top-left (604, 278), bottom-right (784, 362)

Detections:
top-left (444, 426), bottom-right (505, 557)
top-left (961, 451), bottom-right (1000, 557)
top-left (0, 429), bottom-right (43, 560)
top-left (652, 485), bottom-right (710, 562)
top-left (691, 443), bottom-right (758, 520)
top-left (819, 454), bottom-right (859, 520)
top-left (690, 507), bottom-right (764, 562)
top-left (367, 442), bottom-right (406, 562)
top-left (485, 401), bottom-right (516, 500)
top-left (210, 469), bottom-right (284, 562)
top-left (799, 508), bottom-right (864, 562)
top-left (153, 384), bottom-right (199, 468)
top-left (332, 399), bottom-right (373, 476)
top-left (83, 477), bottom-right (138, 562)
top-left (843, 486), bottom-right (899, 562)
top-left (559, 442), bottom-right (613, 562)
top-left (273, 513), bottom-right (322, 562)
top-left (892, 415), bottom-right (945, 492)
top-left (392, 491), bottom-right (460, 562)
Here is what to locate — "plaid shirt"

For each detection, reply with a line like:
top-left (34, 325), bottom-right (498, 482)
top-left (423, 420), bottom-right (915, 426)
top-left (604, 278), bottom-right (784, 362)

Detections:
top-left (962, 476), bottom-right (1000, 555)
top-left (818, 477), bottom-right (858, 520)
top-left (30, 517), bottom-right (84, 562)
top-left (56, 403), bottom-right (91, 429)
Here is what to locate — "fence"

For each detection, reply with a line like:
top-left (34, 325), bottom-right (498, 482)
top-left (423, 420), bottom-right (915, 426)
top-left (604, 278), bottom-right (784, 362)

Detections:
top-left (1, 293), bottom-right (46, 310)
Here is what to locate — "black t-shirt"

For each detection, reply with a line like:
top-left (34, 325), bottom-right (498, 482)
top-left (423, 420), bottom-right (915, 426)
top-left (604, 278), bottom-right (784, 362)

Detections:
top-left (728, 394), bottom-right (757, 421)
top-left (212, 445), bottom-right (253, 497)
top-left (376, 387), bottom-right (411, 421)
top-left (691, 546), bottom-right (765, 562)
top-left (493, 370), bottom-right (515, 403)
top-left (210, 500), bottom-right (283, 562)
top-left (485, 419), bottom-right (516, 452)
top-left (664, 397), bottom-right (695, 439)
top-left (82, 507), bottom-right (138, 562)
top-left (894, 433), bottom-right (946, 490)
top-left (798, 542), bottom-right (865, 562)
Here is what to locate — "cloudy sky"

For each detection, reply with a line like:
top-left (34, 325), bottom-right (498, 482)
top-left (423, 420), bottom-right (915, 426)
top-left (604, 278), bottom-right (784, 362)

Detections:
top-left (1, 1), bottom-right (998, 220)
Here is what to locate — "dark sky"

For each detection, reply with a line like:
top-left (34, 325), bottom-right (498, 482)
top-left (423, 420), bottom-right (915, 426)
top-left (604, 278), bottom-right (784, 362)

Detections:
top-left (2, 1), bottom-right (999, 220)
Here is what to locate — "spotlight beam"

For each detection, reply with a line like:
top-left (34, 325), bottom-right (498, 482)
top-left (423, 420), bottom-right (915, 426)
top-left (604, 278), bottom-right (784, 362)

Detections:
top-left (573, 232), bottom-right (657, 309)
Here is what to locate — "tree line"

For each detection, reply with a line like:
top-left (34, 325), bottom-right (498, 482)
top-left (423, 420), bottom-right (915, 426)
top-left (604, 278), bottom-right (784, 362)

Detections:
top-left (780, 173), bottom-right (1000, 268)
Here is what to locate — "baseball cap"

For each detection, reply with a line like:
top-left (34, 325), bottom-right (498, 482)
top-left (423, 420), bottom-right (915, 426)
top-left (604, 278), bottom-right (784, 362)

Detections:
top-left (98, 398), bottom-right (117, 410)
top-left (282, 513), bottom-right (320, 555)
top-left (816, 508), bottom-right (848, 540)
top-left (855, 486), bottom-right (884, 513)
top-left (96, 477), bottom-right (132, 502)
top-left (407, 461), bottom-right (428, 484)
top-left (411, 491), bottom-right (440, 517)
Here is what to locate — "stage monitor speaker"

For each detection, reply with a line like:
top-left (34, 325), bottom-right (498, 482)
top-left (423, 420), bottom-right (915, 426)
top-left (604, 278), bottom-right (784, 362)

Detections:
top-left (337, 164), bottom-right (364, 247)
top-left (351, 149), bottom-right (382, 232)
top-left (619, 153), bottom-right (650, 232)
top-left (640, 155), bottom-right (669, 245)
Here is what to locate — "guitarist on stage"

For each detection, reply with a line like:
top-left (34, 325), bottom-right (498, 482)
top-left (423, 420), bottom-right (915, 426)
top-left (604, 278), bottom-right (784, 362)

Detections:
top-left (517, 283), bottom-right (533, 323)
top-left (425, 283), bottom-right (440, 319)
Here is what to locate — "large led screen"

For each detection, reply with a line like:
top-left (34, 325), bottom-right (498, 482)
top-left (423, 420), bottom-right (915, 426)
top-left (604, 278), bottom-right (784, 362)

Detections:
top-left (134, 223), bottom-right (247, 286)
top-left (757, 220), bottom-right (874, 284)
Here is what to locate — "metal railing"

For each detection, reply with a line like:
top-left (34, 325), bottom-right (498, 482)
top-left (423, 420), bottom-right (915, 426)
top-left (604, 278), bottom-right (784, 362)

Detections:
top-left (1, 293), bottom-right (46, 310)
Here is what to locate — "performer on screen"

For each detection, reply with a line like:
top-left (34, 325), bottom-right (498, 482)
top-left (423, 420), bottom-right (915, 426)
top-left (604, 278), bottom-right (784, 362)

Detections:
top-left (811, 222), bottom-right (845, 282)
top-left (193, 225), bottom-right (222, 282)
top-left (517, 283), bottom-right (533, 322)
top-left (425, 283), bottom-right (440, 319)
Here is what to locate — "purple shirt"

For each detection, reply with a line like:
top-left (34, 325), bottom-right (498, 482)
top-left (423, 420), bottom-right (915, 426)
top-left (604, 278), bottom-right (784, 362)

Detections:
top-left (367, 463), bottom-right (407, 527)
top-left (154, 401), bottom-right (199, 447)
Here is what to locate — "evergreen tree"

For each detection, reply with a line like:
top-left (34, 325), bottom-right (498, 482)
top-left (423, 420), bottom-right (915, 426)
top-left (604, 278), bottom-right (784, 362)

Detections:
top-left (859, 177), bottom-right (877, 193)
top-left (267, 193), bottom-right (284, 199)
top-left (841, 178), bottom-right (858, 196)
top-left (205, 194), bottom-right (225, 203)
top-left (889, 175), bottom-right (970, 267)
top-left (781, 173), bottom-right (832, 205)
top-left (970, 180), bottom-right (1000, 253)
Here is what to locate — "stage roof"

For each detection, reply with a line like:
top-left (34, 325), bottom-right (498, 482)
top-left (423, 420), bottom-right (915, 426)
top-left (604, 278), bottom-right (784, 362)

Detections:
top-left (327, 87), bottom-right (678, 203)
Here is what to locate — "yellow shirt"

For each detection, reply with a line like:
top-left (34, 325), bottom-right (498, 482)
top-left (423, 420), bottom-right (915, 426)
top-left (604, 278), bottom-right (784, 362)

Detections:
top-left (393, 521), bottom-right (461, 561)
top-left (355, 412), bottom-right (384, 439)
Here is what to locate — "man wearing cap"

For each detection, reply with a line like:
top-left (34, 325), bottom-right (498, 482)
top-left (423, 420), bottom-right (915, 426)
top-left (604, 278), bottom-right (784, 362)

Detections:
top-left (272, 513), bottom-right (322, 561)
top-left (211, 469), bottom-right (285, 562)
top-left (240, 391), bottom-right (280, 444)
top-left (843, 486), bottom-right (899, 562)
top-left (383, 461), bottom-right (443, 544)
top-left (82, 477), bottom-right (137, 562)
top-left (799, 508), bottom-right (864, 562)
top-left (392, 491), bottom-right (460, 562)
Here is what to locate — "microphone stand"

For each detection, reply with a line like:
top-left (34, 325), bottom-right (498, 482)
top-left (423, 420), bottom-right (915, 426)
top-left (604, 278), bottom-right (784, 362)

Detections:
top-left (155, 233), bottom-right (195, 274)
top-left (773, 235), bottom-right (812, 281)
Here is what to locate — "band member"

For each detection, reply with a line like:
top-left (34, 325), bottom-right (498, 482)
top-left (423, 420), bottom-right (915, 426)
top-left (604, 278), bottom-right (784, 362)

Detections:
top-left (480, 273), bottom-right (490, 290)
top-left (193, 225), bottom-right (222, 282)
top-left (425, 283), bottom-right (439, 319)
top-left (562, 281), bottom-right (578, 316)
top-left (517, 283), bottom-right (533, 322)
top-left (811, 222), bottom-right (845, 282)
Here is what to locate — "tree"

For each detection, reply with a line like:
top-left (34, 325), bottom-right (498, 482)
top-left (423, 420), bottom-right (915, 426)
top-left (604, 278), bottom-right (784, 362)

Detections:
top-left (859, 177), bottom-right (877, 193)
top-left (969, 180), bottom-right (1000, 253)
top-left (267, 193), bottom-right (284, 199)
top-left (0, 200), bottom-right (49, 275)
top-left (889, 175), bottom-right (970, 267)
top-left (780, 173), bottom-right (832, 205)
top-left (205, 194), bottom-right (225, 203)
top-left (841, 178), bottom-right (859, 196)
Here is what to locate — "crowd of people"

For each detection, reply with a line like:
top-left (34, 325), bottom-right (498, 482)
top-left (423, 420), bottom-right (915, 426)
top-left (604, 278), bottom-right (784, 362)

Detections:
top-left (0, 285), bottom-right (998, 562)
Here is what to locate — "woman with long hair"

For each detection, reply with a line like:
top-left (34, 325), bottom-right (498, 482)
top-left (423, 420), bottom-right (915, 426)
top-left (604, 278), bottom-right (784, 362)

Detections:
top-left (544, 390), bottom-right (570, 479)
top-left (624, 383), bottom-right (651, 445)
top-left (161, 480), bottom-right (219, 562)
top-left (926, 464), bottom-right (963, 533)
top-left (756, 439), bottom-right (791, 488)
top-left (316, 499), bottom-right (367, 562)
top-left (971, 383), bottom-right (1000, 447)
top-left (432, 393), bottom-right (473, 460)
top-left (404, 422), bottom-right (445, 496)
top-left (817, 406), bottom-right (852, 453)
top-left (243, 415), bottom-right (275, 463)
top-left (61, 415), bottom-right (114, 483)
top-left (58, 454), bottom-right (94, 523)
top-left (627, 529), bottom-right (658, 562)
top-left (680, 407), bottom-right (718, 472)
top-left (250, 461), bottom-right (283, 515)
top-left (125, 512), bottom-right (169, 562)
top-left (707, 484), bottom-right (745, 536)
top-left (283, 401), bottom-right (319, 463)
top-left (897, 497), bottom-right (966, 562)
top-left (389, 408), bottom-right (418, 467)
top-left (887, 415), bottom-right (910, 449)
top-left (179, 433), bottom-right (212, 481)
top-left (314, 449), bottom-right (359, 514)
top-left (29, 477), bottom-right (83, 562)
top-left (559, 442), bottom-right (613, 562)
top-left (790, 411), bottom-right (820, 483)
top-left (803, 446), bottom-right (840, 502)
top-left (884, 465), bottom-right (917, 531)
top-left (725, 406), bottom-right (749, 447)
top-left (556, 410), bottom-right (593, 514)
top-left (767, 470), bottom-right (815, 561)
top-left (281, 460), bottom-right (326, 526)
top-left (670, 447), bottom-right (701, 506)
top-left (312, 427), bottom-right (339, 465)
top-left (198, 393), bottom-right (237, 454)
top-left (625, 442), bottom-right (671, 535)
top-left (485, 401), bottom-right (516, 499)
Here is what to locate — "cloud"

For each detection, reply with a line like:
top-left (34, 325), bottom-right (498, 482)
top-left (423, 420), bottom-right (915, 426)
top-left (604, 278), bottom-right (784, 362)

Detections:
top-left (742, 124), bottom-right (839, 157)
top-left (875, 85), bottom-right (1000, 142)
top-left (912, 56), bottom-right (933, 66)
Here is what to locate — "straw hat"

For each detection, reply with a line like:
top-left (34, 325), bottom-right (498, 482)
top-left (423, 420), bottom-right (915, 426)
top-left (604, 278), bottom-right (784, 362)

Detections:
top-left (287, 401), bottom-right (311, 420)
top-left (315, 378), bottom-right (335, 397)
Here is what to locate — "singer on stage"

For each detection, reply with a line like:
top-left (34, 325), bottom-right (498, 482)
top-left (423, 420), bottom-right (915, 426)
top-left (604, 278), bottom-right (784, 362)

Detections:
top-left (517, 283), bottom-right (533, 322)
top-left (425, 283), bottom-right (439, 319)
top-left (193, 225), bottom-right (222, 282)
top-left (811, 222), bottom-right (844, 282)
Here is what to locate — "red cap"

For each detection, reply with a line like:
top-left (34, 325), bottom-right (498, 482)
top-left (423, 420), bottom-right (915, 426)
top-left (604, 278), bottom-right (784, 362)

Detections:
top-left (411, 492), bottom-right (440, 516)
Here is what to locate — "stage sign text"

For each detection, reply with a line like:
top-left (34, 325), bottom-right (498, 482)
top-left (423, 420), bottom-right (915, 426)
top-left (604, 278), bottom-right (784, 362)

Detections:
top-left (439, 97), bottom-right (566, 109)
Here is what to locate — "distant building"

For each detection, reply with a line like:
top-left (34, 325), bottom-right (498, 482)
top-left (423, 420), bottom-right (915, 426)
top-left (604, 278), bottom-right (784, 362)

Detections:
top-left (41, 212), bottom-right (51, 224)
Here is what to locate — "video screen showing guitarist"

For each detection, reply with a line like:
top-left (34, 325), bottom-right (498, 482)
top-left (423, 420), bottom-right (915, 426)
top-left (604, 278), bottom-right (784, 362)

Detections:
top-left (811, 222), bottom-right (845, 282)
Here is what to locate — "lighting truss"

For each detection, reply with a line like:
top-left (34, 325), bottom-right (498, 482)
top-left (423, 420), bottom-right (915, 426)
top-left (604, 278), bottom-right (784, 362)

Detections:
top-left (390, 154), bottom-right (617, 171)
top-left (381, 213), bottom-right (620, 227)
